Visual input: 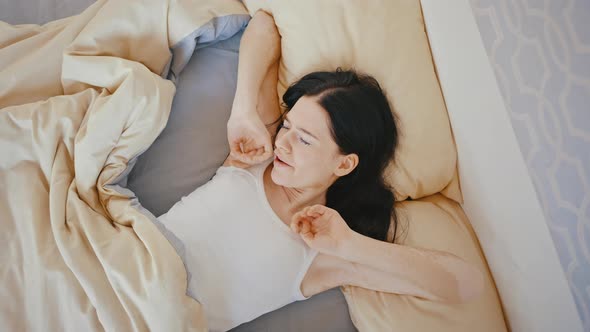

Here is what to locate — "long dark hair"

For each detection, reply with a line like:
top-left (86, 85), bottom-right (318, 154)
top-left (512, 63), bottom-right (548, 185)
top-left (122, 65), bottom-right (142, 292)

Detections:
top-left (273, 68), bottom-right (400, 243)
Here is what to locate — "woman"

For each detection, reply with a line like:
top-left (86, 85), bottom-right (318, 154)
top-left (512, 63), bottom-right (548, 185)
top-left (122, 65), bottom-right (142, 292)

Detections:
top-left (158, 10), bottom-right (483, 332)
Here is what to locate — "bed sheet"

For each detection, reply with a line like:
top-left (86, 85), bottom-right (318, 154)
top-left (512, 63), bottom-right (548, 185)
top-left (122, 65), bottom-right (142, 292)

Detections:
top-left (0, 0), bottom-right (96, 25)
top-left (126, 26), bottom-right (358, 332)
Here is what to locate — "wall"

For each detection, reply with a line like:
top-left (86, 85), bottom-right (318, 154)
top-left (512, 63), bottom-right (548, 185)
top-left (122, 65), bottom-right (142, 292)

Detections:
top-left (470, 0), bottom-right (590, 329)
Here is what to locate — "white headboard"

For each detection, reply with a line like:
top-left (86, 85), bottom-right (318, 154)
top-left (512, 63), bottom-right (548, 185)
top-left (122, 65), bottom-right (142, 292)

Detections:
top-left (419, 0), bottom-right (583, 331)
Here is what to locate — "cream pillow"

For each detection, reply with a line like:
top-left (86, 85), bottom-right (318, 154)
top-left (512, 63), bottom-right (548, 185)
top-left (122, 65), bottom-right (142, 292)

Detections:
top-left (242, 0), bottom-right (460, 202)
top-left (342, 194), bottom-right (507, 331)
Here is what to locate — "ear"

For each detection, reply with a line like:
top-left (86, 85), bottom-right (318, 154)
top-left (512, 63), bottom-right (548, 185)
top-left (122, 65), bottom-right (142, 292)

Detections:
top-left (334, 153), bottom-right (359, 177)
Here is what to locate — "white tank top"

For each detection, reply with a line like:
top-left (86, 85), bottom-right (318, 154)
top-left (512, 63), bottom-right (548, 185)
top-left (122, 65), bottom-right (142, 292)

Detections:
top-left (157, 158), bottom-right (318, 331)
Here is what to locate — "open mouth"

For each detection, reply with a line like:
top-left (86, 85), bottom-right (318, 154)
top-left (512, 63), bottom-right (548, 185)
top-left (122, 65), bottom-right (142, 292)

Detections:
top-left (274, 155), bottom-right (291, 167)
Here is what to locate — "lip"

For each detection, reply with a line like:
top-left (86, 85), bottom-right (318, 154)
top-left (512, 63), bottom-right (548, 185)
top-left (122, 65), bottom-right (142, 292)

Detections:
top-left (274, 155), bottom-right (292, 167)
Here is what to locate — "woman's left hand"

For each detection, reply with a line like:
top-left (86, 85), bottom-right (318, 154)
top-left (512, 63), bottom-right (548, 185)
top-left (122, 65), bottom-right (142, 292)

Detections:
top-left (290, 205), bottom-right (353, 256)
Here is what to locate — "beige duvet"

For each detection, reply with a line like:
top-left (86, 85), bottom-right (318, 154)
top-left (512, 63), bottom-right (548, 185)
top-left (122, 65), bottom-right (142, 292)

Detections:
top-left (0, 0), bottom-right (247, 330)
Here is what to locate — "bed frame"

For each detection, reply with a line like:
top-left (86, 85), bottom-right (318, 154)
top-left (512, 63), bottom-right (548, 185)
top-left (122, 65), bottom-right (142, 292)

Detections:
top-left (420, 1), bottom-right (584, 331)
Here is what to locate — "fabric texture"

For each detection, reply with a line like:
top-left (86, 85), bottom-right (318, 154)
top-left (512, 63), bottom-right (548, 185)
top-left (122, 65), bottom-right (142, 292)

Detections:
top-left (157, 158), bottom-right (318, 331)
top-left (343, 194), bottom-right (507, 332)
top-left (126, 26), bottom-right (245, 218)
top-left (0, 0), bottom-right (249, 330)
top-left (241, 0), bottom-right (462, 203)
top-left (231, 287), bottom-right (356, 332)
top-left (0, 0), bottom-right (96, 25)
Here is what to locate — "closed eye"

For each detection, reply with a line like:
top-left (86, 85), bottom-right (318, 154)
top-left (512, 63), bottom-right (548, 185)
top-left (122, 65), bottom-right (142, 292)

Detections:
top-left (281, 122), bottom-right (311, 146)
top-left (299, 137), bottom-right (311, 146)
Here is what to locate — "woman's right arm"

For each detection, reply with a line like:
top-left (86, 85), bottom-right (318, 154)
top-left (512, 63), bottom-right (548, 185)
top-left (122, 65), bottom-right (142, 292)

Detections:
top-left (232, 10), bottom-right (281, 117)
top-left (226, 10), bottom-right (281, 166)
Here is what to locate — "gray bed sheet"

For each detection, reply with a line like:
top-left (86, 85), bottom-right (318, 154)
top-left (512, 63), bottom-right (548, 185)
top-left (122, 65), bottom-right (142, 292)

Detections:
top-left (2, 1), bottom-right (358, 331)
top-left (127, 29), bottom-right (357, 332)
top-left (0, 0), bottom-right (96, 25)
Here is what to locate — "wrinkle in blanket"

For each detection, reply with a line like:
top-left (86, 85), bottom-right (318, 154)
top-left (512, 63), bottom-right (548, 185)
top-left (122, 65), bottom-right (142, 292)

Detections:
top-left (0, 0), bottom-right (249, 331)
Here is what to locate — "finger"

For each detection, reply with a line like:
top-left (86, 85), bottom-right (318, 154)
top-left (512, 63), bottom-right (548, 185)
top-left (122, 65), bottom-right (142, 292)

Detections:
top-left (264, 142), bottom-right (273, 155)
top-left (230, 139), bottom-right (244, 155)
top-left (242, 146), bottom-right (257, 155)
top-left (239, 154), bottom-right (254, 163)
top-left (231, 139), bottom-right (256, 157)
top-left (300, 227), bottom-right (314, 244)
top-left (298, 207), bottom-right (308, 217)
top-left (243, 147), bottom-right (259, 155)
top-left (297, 214), bottom-right (316, 229)
top-left (249, 149), bottom-right (264, 159)
top-left (236, 138), bottom-right (259, 153)
top-left (300, 228), bottom-right (313, 242)
top-left (261, 146), bottom-right (273, 160)
top-left (244, 147), bottom-right (265, 158)
top-left (300, 221), bottom-right (312, 237)
top-left (236, 149), bottom-right (261, 162)
top-left (308, 205), bottom-right (327, 216)
top-left (243, 154), bottom-right (263, 164)
top-left (305, 208), bottom-right (320, 218)
top-left (291, 212), bottom-right (300, 224)
top-left (252, 150), bottom-right (272, 162)
top-left (293, 209), bottom-right (305, 219)
top-left (290, 219), bottom-right (301, 233)
top-left (291, 211), bottom-right (305, 225)
top-left (305, 207), bottom-right (322, 219)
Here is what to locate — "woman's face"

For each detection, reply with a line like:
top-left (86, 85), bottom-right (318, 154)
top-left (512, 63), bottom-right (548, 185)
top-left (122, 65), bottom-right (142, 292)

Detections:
top-left (271, 96), bottom-right (358, 189)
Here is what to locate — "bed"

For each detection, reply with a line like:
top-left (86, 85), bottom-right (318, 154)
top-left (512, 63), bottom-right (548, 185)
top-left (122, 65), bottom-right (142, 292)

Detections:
top-left (0, 0), bottom-right (582, 331)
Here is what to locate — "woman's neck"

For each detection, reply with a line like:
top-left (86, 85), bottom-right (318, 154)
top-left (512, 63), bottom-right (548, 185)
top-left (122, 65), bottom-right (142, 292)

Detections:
top-left (263, 163), bottom-right (327, 217)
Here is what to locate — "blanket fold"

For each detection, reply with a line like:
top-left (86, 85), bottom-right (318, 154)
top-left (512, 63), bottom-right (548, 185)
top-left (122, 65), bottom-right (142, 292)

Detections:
top-left (0, 0), bottom-right (248, 330)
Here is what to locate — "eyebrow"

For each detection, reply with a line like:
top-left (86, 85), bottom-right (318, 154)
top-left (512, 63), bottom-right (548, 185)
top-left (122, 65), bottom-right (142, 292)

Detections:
top-left (285, 114), bottom-right (320, 140)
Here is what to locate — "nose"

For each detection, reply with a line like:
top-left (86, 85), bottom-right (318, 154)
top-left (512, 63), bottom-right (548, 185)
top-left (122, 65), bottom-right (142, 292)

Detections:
top-left (274, 129), bottom-right (292, 154)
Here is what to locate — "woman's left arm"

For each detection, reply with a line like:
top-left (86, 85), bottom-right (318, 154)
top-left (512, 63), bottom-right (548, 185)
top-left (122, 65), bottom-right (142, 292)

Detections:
top-left (291, 205), bottom-right (484, 303)
top-left (339, 231), bottom-right (484, 303)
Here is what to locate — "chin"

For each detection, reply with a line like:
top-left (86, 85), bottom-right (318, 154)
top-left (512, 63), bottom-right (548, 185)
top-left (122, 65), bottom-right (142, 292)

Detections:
top-left (270, 166), bottom-right (292, 187)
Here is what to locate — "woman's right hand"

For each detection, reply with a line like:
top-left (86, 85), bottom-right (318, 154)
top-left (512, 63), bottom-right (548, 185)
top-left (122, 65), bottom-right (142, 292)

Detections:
top-left (226, 108), bottom-right (273, 166)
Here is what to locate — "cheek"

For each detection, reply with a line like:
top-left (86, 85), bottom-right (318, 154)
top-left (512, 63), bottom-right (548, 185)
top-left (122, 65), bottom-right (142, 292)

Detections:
top-left (296, 152), bottom-right (335, 181)
top-left (273, 146), bottom-right (336, 186)
top-left (293, 149), bottom-right (319, 170)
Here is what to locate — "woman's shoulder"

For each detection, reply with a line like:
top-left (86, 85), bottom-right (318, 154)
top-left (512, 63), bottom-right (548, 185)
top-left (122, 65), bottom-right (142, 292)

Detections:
top-left (221, 153), bottom-right (251, 168)
top-left (214, 158), bottom-right (271, 190)
top-left (220, 155), bottom-right (272, 175)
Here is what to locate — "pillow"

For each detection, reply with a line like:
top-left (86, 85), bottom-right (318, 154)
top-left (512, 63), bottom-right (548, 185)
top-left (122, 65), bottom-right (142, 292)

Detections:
top-left (241, 0), bottom-right (461, 202)
top-left (342, 194), bottom-right (507, 332)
